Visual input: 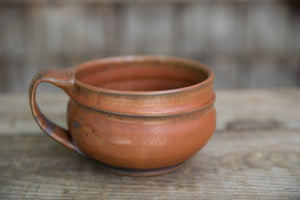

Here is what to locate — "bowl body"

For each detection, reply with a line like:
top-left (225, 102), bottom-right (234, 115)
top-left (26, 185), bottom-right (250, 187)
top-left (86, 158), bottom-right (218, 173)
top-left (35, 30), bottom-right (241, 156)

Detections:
top-left (67, 56), bottom-right (216, 170)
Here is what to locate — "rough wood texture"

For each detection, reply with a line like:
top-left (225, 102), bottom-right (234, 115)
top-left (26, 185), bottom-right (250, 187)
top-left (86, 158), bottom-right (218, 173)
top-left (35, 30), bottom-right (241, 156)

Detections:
top-left (0, 89), bottom-right (299, 199)
top-left (0, 1), bottom-right (299, 92)
top-left (0, 129), bottom-right (299, 199)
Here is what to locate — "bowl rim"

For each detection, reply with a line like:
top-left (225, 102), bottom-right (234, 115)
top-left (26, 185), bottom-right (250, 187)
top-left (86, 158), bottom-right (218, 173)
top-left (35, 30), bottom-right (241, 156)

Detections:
top-left (73, 55), bottom-right (214, 96)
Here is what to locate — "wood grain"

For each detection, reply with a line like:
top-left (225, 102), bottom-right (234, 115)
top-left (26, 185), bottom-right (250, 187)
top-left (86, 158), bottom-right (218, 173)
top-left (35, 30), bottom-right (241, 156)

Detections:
top-left (0, 0), bottom-right (293, 4)
top-left (0, 1), bottom-right (299, 92)
top-left (0, 130), bottom-right (299, 199)
top-left (0, 89), bottom-right (299, 199)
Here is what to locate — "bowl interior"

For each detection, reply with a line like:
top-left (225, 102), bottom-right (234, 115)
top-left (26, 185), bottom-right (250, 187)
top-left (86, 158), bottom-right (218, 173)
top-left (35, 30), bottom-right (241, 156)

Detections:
top-left (75, 58), bottom-right (209, 92)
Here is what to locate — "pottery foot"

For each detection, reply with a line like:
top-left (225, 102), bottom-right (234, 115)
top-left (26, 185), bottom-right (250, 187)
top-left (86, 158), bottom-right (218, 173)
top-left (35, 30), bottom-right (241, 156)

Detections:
top-left (100, 162), bottom-right (183, 176)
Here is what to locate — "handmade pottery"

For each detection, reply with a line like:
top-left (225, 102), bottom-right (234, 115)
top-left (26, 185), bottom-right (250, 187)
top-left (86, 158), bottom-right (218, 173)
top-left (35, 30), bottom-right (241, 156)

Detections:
top-left (29, 55), bottom-right (216, 176)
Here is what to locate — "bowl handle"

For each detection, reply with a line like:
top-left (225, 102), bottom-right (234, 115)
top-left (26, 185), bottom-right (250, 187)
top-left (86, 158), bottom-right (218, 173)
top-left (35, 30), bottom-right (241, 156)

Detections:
top-left (29, 69), bottom-right (82, 155)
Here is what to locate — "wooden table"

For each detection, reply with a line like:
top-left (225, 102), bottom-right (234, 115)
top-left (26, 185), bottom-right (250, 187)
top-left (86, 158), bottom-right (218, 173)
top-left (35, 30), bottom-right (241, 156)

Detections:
top-left (1, 89), bottom-right (299, 199)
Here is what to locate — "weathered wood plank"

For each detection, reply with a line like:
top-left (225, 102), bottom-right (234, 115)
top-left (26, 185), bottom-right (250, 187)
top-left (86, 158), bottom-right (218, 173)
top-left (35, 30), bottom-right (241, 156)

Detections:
top-left (0, 6), bottom-right (27, 93)
top-left (1, 2), bottom-right (300, 92)
top-left (215, 89), bottom-right (300, 130)
top-left (249, 2), bottom-right (290, 55)
top-left (0, 129), bottom-right (299, 199)
top-left (0, 0), bottom-right (289, 5)
top-left (0, 89), bottom-right (299, 198)
top-left (120, 4), bottom-right (173, 55)
top-left (1, 89), bottom-right (299, 134)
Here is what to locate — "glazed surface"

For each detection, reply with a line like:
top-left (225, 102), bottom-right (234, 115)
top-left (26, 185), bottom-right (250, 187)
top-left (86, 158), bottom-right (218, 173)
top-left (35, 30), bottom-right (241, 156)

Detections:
top-left (30, 56), bottom-right (216, 174)
top-left (68, 56), bottom-right (216, 169)
top-left (67, 99), bottom-right (216, 169)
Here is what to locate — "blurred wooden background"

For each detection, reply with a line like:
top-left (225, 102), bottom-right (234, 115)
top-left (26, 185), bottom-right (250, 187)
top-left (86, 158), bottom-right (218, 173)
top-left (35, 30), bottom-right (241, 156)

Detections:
top-left (0, 0), bottom-right (299, 93)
